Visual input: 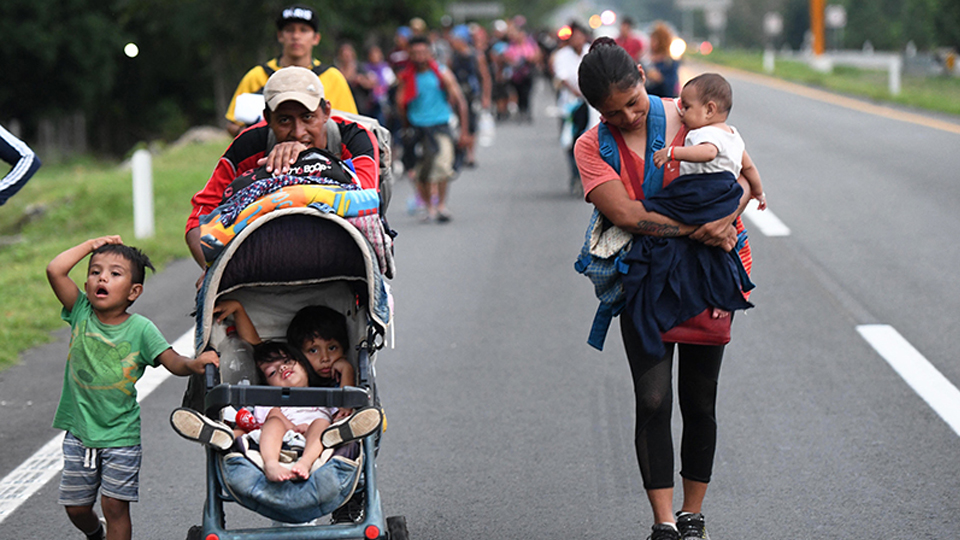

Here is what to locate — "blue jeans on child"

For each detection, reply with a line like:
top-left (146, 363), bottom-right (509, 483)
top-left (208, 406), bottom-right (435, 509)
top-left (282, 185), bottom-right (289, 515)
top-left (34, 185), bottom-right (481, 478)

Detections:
top-left (217, 445), bottom-right (361, 524)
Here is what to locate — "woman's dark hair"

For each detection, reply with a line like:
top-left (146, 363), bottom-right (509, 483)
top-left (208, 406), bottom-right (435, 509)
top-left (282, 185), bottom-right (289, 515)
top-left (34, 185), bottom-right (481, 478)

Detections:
top-left (577, 37), bottom-right (642, 109)
top-left (286, 305), bottom-right (349, 352)
top-left (252, 340), bottom-right (321, 386)
top-left (91, 244), bottom-right (154, 285)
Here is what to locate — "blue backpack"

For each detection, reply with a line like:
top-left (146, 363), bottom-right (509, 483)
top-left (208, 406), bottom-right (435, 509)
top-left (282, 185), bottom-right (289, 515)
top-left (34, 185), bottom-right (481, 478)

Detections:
top-left (574, 96), bottom-right (666, 350)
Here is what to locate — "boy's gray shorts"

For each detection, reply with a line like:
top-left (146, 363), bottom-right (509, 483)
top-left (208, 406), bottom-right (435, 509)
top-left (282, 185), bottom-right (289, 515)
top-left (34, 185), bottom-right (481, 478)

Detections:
top-left (58, 432), bottom-right (142, 506)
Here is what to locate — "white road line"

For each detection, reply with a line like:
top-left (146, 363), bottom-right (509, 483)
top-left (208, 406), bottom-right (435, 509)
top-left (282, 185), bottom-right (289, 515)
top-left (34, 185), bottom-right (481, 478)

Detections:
top-left (857, 324), bottom-right (960, 437)
top-left (743, 200), bottom-right (791, 237)
top-left (0, 330), bottom-right (194, 523)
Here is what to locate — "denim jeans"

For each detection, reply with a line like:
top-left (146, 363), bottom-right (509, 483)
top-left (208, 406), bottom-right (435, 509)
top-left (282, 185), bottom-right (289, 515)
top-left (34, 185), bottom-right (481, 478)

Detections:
top-left (217, 450), bottom-right (360, 524)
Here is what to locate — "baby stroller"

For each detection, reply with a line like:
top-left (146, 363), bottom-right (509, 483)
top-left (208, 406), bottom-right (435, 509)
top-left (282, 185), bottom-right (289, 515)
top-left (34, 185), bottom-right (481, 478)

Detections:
top-left (185, 200), bottom-right (406, 540)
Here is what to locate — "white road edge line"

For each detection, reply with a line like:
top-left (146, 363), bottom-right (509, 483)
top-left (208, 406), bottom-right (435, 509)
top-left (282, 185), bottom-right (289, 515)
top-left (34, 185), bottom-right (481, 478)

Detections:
top-left (743, 200), bottom-right (791, 237)
top-left (0, 329), bottom-right (194, 523)
top-left (857, 324), bottom-right (960, 437)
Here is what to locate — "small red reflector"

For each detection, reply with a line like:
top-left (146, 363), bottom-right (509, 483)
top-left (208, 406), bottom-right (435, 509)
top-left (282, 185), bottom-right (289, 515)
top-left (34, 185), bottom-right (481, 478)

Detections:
top-left (365, 525), bottom-right (380, 539)
top-left (205, 535), bottom-right (219, 540)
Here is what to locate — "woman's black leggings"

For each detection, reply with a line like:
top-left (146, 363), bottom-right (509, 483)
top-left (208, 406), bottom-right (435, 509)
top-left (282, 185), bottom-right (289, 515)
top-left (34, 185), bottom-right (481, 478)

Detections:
top-left (511, 77), bottom-right (533, 114)
top-left (620, 313), bottom-right (725, 490)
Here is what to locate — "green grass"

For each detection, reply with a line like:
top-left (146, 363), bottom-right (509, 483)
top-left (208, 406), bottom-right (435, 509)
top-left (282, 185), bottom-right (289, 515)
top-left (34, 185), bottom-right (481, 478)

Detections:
top-left (692, 49), bottom-right (960, 117)
top-left (0, 136), bottom-right (229, 369)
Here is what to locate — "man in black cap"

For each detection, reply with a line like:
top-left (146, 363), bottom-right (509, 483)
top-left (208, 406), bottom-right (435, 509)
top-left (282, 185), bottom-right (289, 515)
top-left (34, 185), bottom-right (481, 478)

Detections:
top-left (224, 3), bottom-right (357, 136)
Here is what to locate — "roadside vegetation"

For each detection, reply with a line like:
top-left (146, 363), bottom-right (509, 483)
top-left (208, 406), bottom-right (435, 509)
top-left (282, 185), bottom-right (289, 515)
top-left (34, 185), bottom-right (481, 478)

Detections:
top-left (4, 47), bottom-right (960, 370)
top-left (0, 136), bottom-right (226, 368)
top-left (694, 48), bottom-right (960, 117)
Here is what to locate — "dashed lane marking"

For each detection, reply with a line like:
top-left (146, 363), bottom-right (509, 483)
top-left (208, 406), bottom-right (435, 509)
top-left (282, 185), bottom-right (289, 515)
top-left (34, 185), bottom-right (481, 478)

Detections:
top-left (0, 330), bottom-right (193, 523)
top-left (743, 200), bottom-right (791, 237)
top-left (857, 324), bottom-right (960, 437)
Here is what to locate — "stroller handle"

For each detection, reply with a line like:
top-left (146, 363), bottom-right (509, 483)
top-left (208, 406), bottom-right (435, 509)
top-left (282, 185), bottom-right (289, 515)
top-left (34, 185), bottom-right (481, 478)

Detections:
top-left (204, 362), bottom-right (220, 390)
top-left (203, 384), bottom-right (372, 418)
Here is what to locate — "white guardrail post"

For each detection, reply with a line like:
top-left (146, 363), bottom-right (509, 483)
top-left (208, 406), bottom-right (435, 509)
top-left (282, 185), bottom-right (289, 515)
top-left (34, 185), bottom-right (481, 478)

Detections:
top-left (807, 51), bottom-right (903, 96)
top-left (132, 148), bottom-right (155, 239)
top-left (889, 55), bottom-right (902, 96)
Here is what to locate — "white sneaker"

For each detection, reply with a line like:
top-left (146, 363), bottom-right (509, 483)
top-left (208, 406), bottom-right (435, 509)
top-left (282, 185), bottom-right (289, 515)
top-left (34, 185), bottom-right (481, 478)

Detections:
top-left (321, 407), bottom-right (382, 448)
top-left (170, 407), bottom-right (234, 450)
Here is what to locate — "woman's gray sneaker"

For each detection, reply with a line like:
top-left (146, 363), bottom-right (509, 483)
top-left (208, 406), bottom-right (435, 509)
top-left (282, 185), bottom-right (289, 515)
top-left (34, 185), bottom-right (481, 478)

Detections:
top-left (648, 523), bottom-right (681, 540)
top-left (676, 512), bottom-right (710, 540)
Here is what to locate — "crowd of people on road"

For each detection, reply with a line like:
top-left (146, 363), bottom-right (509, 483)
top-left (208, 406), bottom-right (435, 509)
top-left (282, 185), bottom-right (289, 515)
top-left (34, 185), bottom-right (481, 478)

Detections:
top-left (219, 10), bottom-right (562, 224)
top-left (28, 4), bottom-right (769, 540)
top-left (215, 9), bottom-right (690, 220)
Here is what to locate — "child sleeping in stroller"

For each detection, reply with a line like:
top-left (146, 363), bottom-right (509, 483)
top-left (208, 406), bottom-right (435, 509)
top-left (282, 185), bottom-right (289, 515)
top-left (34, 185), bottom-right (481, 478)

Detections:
top-left (171, 302), bottom-right (382, 483)
top-left (216, 301), bottom-right (358, 421)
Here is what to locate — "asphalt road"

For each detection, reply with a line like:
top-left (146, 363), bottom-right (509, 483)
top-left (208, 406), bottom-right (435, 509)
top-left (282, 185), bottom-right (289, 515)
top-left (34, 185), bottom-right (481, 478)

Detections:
top-left (1, 66), bottom-right (959, 539)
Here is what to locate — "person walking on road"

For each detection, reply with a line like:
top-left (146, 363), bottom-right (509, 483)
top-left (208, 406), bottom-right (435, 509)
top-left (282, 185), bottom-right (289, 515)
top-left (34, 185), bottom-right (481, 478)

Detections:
top-left (574, 38), bottom-right (752, 540)
top-left (551, 21), bottom-right (593, 191)
top-left (186, 67), bottom-right (380, 270)
top-left (397, 35), bottom-right (469, 223)
top-left (46, 237), bottom-right (219, 540)
top-left (644, 22), bottom-right (680, 99)
top-left (223, 4), bottom-right (357, 135)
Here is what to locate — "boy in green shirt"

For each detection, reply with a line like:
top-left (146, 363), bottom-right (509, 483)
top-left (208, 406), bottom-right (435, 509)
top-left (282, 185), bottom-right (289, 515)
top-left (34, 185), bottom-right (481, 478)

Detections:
top-left (47, 236), bottom-right (219, 540)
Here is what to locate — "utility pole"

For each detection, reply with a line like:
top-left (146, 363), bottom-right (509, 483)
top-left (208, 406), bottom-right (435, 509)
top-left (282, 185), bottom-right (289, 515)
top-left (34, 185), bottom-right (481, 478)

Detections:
top-left (810, 0), bottom-right (825, 55)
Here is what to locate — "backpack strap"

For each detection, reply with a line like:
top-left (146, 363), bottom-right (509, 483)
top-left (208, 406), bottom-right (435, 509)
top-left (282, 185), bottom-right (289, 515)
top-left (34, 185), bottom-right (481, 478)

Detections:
top-left (261, 59), bottom-right (330, 80)
top-left (325, 119), bottom-right (342, 159)
top-left (643, 96), bottom-right (667, 196)
top-left (596, 95), bottom-right (667, 199)
top-left (261, 60), bottom-right (277, 78)
top-left (596, 122), bottom-right (619, 170)
top-left (607, 126), bottom-right (644, 199)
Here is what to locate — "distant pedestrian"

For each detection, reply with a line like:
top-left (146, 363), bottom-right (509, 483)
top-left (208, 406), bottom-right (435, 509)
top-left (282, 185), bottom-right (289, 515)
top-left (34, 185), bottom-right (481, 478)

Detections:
top-left (503, 19), bottom-right (541, 122)
top-left (0, 123), bottom-right (41, 206)
top-left (551, 21), bottom-right (593, 190)
top-left (361, 45), bottom-right (396, 126)
top-left (223, 4), bottom-right (357, 135)
top-left (616, 16), bottom-right (646, 63)
top-left (397, 36), bottom-right (469, 223)
top-left (335, 41), bottom-right (375, 117)
top-left (645, 22), bottom-right (680, 98)
top-left (449, 24), bottom-right (491, 167)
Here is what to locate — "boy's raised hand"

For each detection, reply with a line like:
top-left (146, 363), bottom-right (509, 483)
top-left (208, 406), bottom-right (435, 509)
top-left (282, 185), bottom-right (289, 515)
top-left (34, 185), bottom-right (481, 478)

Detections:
top-left (90, 235), bottom-right (123, 250)
top-left (48, 235), bottom-right (125, 311)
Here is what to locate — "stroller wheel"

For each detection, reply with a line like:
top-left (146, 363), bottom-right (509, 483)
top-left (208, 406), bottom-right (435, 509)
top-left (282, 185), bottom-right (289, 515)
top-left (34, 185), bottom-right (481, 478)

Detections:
top-left (387, 515), bottom-right (408, 540)
top-left (185, 525), bottom-right (202, 540)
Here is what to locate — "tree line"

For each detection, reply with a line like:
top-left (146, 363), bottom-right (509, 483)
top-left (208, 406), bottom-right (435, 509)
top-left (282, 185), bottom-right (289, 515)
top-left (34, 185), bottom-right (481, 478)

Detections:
top-left (2, 0), bottom-right (957, 159)
top-left (724, 0), bottom-right (960, 52)
top-left (0, 0), bottom-right (455, 157)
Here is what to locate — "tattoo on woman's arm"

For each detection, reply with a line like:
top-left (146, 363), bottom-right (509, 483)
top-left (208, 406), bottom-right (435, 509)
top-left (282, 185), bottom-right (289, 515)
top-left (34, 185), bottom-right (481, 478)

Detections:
top-left (636, 221), bottom-right (682, 237)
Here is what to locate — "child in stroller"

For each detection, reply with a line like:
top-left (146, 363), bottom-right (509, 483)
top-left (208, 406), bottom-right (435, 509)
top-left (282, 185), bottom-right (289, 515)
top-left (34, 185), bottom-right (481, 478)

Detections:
top-left (171, 340), bottom-right (381, 483)
top-left (215, 301), bottom-right (358, 421)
